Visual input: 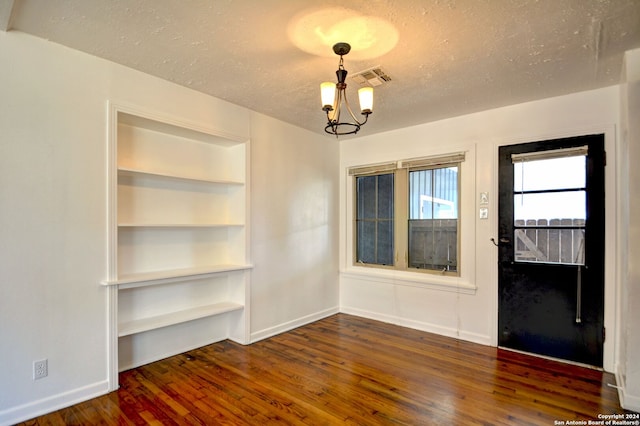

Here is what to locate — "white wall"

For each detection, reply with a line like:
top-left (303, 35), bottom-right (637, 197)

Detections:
top-left (0, 31), bottom-right (338, 425)
top-left (339, 86), bottom-right (621, 372)
top-left (618, 48), bottom-right (640, 412)
top-left (249, 113), bottom-right (340, 341)
top-left (0, 31), bottom-right (111, 422)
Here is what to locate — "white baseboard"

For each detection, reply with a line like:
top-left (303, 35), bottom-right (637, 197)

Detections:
top-left (250, 307), bottom-right (339, 343)
top-left (118, 335), bottom-right (228, 372)
top-left (615, 371), bottom-right (640, 413)
top-left (340, 306), bottom-right (493, 347)
top-left (0, 380), bottom-right (109, 426)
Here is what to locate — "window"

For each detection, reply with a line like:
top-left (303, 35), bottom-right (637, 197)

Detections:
top-left (350, 153), bottom-right (464, 275)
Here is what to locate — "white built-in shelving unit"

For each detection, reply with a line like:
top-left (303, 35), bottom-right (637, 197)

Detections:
top-left (103, 104), bottom-right (250, 382)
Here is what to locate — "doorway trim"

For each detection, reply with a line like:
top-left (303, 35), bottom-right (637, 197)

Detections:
top-left (491, 124), bottom-right (618, 373)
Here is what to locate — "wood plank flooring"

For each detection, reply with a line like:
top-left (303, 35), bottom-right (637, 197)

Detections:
top-left (20, 314), bottom-right (631, 425)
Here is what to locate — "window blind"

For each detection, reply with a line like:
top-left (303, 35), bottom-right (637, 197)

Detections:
top-left (511, 146), bottom-right (588, 163)
top-left (348, 162), bottom-right (397, 176)
top-left (399, 152), bottom-right (466, 169)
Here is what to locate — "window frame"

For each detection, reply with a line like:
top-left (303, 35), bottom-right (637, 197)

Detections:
top-left (350, 153), bottom-right (464, 277)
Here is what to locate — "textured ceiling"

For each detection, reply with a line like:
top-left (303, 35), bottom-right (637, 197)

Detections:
top-left (3, 0), bottom-right (640, 137)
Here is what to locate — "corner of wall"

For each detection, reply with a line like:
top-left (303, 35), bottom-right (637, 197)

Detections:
top-left (617, 47), bottom-right (640, 414)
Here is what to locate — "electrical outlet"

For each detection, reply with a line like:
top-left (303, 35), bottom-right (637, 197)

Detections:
top-left (33, 359), bottom-right (48, 380)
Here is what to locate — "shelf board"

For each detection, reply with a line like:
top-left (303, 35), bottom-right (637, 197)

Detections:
top-left (118, 167), bottom-right (244, 186)
top-left (102, 264), bottom-right (253, 288)
top-left (118, 302), bottom-right (244, 337)
top-left (117, 110), bottom-right (246, 147)
top-left (118, 223), bottom-right (244, 228)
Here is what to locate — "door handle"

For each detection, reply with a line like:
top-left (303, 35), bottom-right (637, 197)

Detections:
top-left (490, 237), bottom-right (511, 247)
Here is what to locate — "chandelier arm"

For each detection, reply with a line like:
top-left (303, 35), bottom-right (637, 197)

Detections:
top-left (326, 107), bottom-right (335, 124)
top-left (325, 110), bottom-right (334, 129)
top-left (359, 112), bottom-right (370, 126)
top-left (332, 89), bottom-right (343, 124)
top-left (342, 92), bottom-right (366, 126)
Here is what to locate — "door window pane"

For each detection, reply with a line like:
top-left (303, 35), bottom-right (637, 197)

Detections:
top-left (514, 156), bottom-right (585, 192)
top-left (514, 224), bottom-right (584, 264)
top-left (514, 191), bottom-right (585, 222)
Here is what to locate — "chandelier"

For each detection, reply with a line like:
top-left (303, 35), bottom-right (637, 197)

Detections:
top-left (321, 42), bottom-right (373, 136)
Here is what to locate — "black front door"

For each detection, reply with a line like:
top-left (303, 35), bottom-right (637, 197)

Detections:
top-left (498, 134), bottom-right (605, 367)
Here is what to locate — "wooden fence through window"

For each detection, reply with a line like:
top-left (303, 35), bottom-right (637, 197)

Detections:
top-left (515, 218), bottom-right (585, 265)
top-left (408, 219), bottom-right (457, 271)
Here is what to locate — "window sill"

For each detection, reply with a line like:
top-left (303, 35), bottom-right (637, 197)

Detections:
top-left (340, 266), bottom-right (477, 295)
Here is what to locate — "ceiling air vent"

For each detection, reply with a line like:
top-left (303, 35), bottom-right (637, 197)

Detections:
top-left (351, 67), bottom-right (391, 87)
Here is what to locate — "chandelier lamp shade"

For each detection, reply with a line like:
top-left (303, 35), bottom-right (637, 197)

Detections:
top-left (321, 42), bottom-right (373, 136)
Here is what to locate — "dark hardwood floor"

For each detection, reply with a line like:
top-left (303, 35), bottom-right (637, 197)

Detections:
top-left (20, 314), bottom-right (629, 425)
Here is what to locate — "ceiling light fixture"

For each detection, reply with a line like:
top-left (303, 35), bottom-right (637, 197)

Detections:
top-left (321, 42), bottom-right (373, 136)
